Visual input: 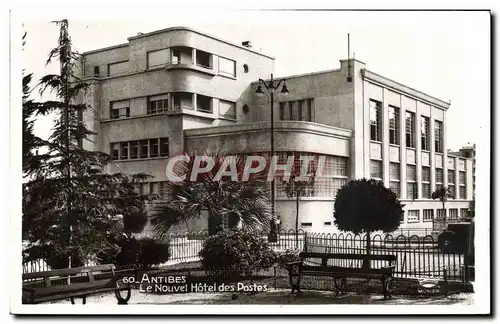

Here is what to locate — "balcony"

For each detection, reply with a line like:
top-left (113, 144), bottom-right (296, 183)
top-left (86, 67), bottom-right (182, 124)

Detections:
top-left (165, 47), bottom-right (216, 76)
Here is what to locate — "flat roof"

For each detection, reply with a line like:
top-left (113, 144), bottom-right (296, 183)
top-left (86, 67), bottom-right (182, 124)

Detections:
top-left (83, 26), bottom-right (275, 60)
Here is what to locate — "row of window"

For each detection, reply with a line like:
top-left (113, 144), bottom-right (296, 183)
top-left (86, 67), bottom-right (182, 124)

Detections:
top-left (109, 94), bottom-right (237, 120)
top-left (370, 100), bottom-right (443, 153)
top-left (371, 161), bottom-right (467, 199)
top-left (100, 48), bottom-right (237, 78)
top-left (407, 208), bottom-right (469, 223)
top-left (111, 138), bottom-right (169, 160)
top-left (279, 99), bottom-right (314, 122)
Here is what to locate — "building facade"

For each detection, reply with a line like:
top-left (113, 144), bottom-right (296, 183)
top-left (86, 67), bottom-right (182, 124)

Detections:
top-left (77, 26), bottom-right (474, 235)
top-left (450, 144), bottom-right (476, 197)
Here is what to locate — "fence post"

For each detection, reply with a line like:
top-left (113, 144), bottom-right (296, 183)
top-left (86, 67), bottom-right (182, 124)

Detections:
top-left (304, 232), bottom-right (308, 252)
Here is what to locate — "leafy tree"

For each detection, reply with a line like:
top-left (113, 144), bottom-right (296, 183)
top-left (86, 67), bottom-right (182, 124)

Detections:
top-left (431, 186), bottom-right (454, 226)
top-left (151, 152), bottom-right (273, 236)
top-left (333, 178), bottom-right (405, 267)
top-left (22, 20), bottom-right (152, 268)
top-left (282, 155), bottom-right (316, 245)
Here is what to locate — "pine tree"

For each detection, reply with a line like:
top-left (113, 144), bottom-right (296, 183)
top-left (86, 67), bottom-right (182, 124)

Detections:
top-left (22, 20), bottom-right (152, 269)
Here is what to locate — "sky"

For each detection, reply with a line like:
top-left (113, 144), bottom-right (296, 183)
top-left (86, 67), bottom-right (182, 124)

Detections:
top-left (19, 9), bottom-right (490, 151)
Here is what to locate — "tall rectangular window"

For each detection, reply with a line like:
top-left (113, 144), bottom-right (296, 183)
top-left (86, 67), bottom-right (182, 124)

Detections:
top-left (422, 166), bottom-right (430, 198)
top-left (279, 102), bottom-right (285, 121)
top-left (449, 208), bottom-right (458, 220)
top-left (130, 141), bottom-right (139, 159)
top-left (140, 140), bottom-right (149, 159)
top-left (435, 168), bottom-right (443, 185)
top-left (147, 49), bottom-right (169, 68)
top-left (406, 111), bottom-right (415, 148)
top-left (389, 162), bottom-right (400, 198)
top-left (435, 120), bottom-right (443, 153)
top-left (389, 106), bottom-right (400, 145)
top-left (448, 170), bottom-right (456, 199)
top-left (307, 99), bottom-right (313, 121)
top-left (110, 143), bottom-right (119, 160)
top-left (459, 170), bottom-right (466, 199)
top-left (370, 160), bottom-right (382, 180)
top-left (218, 56), bottom-right (236, 77)
top-left (148, 94), bottom-right (169, 114)
top-left (407, 164), bottom-right (417, 199)
top-left (159, 138), bottom-right (169, 157)
top-left (421, 116), bottom-right (430, 151)
top-left (150, 139), bottom-right (159, 158)
top-left (171, 50), bottom-right (181, 64)
top-left (370, 100), bottom-right (382, 142)
top-left (120, 142), bottom-right (129, 160)
top-left (110, 100), bottom-right (130, 119)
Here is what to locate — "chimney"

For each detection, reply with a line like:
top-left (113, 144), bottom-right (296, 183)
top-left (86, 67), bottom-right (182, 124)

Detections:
top-left (241, 41), bottom-right (252, 48)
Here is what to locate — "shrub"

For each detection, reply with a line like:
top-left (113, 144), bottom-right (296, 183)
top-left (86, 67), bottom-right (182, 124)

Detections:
top-left (276, 249), bottom-right (301, 268)
top-left (137, 237), bottom-right (170, 268)
top-left (199, 229), bottom-right (277, 276)
top-left (97, 235), bottom-right (140, 267)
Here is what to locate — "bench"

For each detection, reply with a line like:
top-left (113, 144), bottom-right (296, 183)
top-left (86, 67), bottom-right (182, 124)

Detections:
top-left (22, 264), bottom-right (132, 304)
top-left (286, 252), bottom-right (397, 299)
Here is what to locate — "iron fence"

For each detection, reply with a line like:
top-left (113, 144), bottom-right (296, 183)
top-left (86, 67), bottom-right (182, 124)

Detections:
top-left (22, 229), bottom-right (472, 283)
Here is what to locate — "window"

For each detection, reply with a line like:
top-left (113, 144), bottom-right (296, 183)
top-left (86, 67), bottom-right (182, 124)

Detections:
top-left (407, 164), bottom-right (417, 199)
top-left (436, 168), bottom-right (443, 184)
top-left (279, 99), bottom-right (313, 121)
top-left (219, 100), bottom-right (236, 119)
top-left (421, 116), bottom-right (430, 151)
top-left (422, 166), bottom-right (430, 198)
top-left (93, 66), bottom-right (100, 76)
top-left (196, 95), bottom-right (212, 113)
top-left (324, 222), bottom-right (332, 226)
top-left (370, 160), bottom-right (382, 179)
top-left (110, 143), bottom-right (119, 160)
top-left (140, 140), bottom-right (149, 158)
top-left (195, 50), bottom-right (212, 69)
top-left (389, 163), bottom-right (400, 180)
top-left (389, 163), bottom-right (400, 197)
top-left (459, 186), bottom-right (466, 199)
top-left (448, 170), bottom-right (456, 199)
top-left (150, 139), bottom-right (159, 158)
top-left (459, 171), bottom-right (466, 185)
top-left (301, 222), bottom-right (312, 227)
top-left (407, 210), bottom-right (420, 223)
top-left (279, 102), bottom-right (285, 121)
top-left (148, 95), bottom-right (169, 114)
top-left (449, 208), bottom-right (458, 220)
top-left (243, 64), bottom-right (249, 73)
top-left (120, 142), bottom-right (129, 160)
top-left (423, 209), bottom-right (434, 222)
top-left (172, 92), bottom-right (193, 110)
top-left (461, 208), bottom-right (468, 218)
top-left (147, 49), bottom-right (169, 68)
top-left (389, 182), bottom-right (400, 198)
top-left (130, 141), bottom-right (139, 159)
top-left (435, 120), bottom-right (443, 153)
top-left (406, 111), bottom-right (415, 148)
top-left (276, 154), bottom-right (348, 198)
top-left (160, 138), bottom-right (169, 157)
top-left (389, 106), bottom-right (400, 145)
top-left (108, 61), bottom-right (128, 76)
top-left (171, 50), bottom-right (181, 64)
top-left (370, 100), bottom-right (382, 142)
top-left (436, 209), bottom-right (446, 220)
top-left (110, 100), bottom-right (130, 119)
top-left (218, 56), bottom-right (236, 77)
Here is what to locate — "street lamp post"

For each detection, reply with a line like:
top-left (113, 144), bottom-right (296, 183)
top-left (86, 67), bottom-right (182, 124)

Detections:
top-left (256, 73), bottom-right (289, 242)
